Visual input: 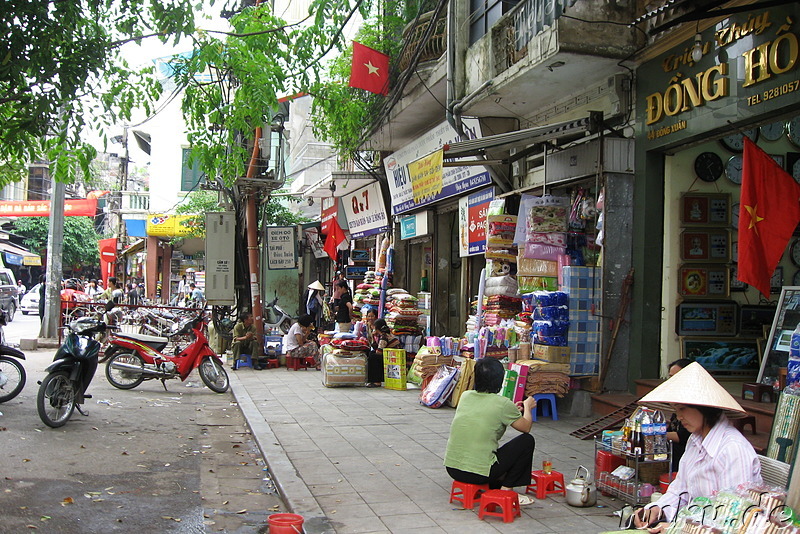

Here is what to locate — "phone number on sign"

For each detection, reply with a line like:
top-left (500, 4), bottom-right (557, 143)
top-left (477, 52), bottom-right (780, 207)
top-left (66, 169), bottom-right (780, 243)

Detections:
top-left (748, 80), bottom-right (800, 106)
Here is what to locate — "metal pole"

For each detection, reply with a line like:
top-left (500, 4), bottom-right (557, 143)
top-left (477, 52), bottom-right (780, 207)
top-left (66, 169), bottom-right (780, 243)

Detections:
top-left (40, 180), bottom-right (65, 340)
top-left (245, 127), bottom-right (264, 358)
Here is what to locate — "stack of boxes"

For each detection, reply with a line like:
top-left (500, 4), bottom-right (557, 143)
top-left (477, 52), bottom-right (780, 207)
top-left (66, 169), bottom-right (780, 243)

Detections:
top-left (562, 266), bottom-right (602, 375)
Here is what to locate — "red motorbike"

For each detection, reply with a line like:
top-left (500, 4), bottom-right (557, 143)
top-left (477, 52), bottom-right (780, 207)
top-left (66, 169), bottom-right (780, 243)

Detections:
top-left (104, 312), bottom-right (229, 393)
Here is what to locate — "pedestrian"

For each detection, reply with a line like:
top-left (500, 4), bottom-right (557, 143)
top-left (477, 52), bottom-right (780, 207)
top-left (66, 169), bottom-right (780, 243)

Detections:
top-left (231, 311), bottom-right (258, 369)
top-left (16, 280), bottom-right (25, 296)
top-left (100, 277), bottom-right (123, 305)
top-left (37, 274), bottom-right (45, 319)
top-left (302, 280), bottom-right (325, 328)
top-left (86, 279), bottom-right (102, 301)
top-left (444, 358), bottom-right (538, 506)
top-left (330, 280), bottom-right (352, 332)
top-left (189, 283), bottom-right (205, 307)
top-left (172, 275), bottom-right (189, 306)
top-left (283, 314), bottom-right (320, 368)
top-left (126, 283), bottom-right (141, 306)
top-left (665, 358), bottom-right (692, 471)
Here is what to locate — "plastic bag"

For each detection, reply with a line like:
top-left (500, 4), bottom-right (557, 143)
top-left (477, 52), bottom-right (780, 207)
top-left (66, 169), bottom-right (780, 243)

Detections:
top-left (420, 365), bottom-right (461, 408)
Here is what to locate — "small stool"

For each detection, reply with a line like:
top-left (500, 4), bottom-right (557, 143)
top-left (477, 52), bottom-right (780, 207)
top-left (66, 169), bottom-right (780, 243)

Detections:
top-left (303, 356), bottom-right (317, 369)
top-left (478, 489), bottom-right (521, 523)
top-left (265, 358), bottom-right (279, 369)
top-left (449, 480), bottom-right (488, 509)
top-left (286, 356), bottom-right (302, 371)
top-left (233, 354), bottom-right (252, 370)
top-left (742, 383), bottom-right (775, 403)
top-left (532, 393), bottom-right (559, 421)
top-left (732, 414), bottom-right (757, 434)
top-left (526, 470), bottom-right (566, 499)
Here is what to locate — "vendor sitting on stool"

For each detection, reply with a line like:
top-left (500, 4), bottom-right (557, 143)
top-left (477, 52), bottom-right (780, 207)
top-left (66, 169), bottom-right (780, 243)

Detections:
top-left (231, 312), bottom-right (258, 369)
top-left (284, 314), bottom-right (320, 368)
top-left (444, 358), bottom-right (538, 506)
top-left (632, 362), bottom-right (762, 532)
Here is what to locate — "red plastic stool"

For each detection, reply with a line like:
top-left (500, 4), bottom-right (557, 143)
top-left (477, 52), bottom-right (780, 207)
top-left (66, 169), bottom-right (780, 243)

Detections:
top-left (478, 489), bottom-right (521, 523)
top-left (265, 358), bottom-right (279, 369)
top-left (526, 470), bottom-right (566, 499)
top-left (449, 481), bottom-right (489, 509)
top-left (303, 356), bottom-right (317, 369)
top-left (286, 356), bottom-right (302, 371)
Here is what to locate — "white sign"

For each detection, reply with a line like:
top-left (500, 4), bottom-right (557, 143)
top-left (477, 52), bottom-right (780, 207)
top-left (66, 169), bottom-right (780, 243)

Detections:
top-left (341, 182), bottom-right (390, 239)
top-left (383, 118), bottom-right (491, 215)
top-left (266, 226), bottom-right (297, 270)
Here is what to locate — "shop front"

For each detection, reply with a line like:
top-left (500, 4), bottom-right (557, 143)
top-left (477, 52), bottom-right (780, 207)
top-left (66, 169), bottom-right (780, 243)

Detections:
top-left (632, 3), bottom-right (800, 387)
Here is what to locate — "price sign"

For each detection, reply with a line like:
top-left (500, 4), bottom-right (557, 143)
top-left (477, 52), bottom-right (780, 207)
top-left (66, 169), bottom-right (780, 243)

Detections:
top-left (266, 226), bottom-right (297, 270)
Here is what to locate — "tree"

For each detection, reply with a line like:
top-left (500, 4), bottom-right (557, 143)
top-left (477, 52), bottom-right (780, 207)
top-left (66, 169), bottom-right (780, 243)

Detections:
top-left (11, 217), bottom-right (100, 271)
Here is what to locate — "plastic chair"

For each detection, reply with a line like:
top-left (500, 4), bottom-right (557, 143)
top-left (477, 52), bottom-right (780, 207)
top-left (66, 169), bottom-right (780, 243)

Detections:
top-left (532, 393), bottom-right (558, 421)
top-left (526, 470), bottom-right (566, 499)
top-left (449, 480), bottom-right (489, 509)
top-left (233, 354), bottom-right (252, 370)
top-left (478, 489), bottom-right (521, 523)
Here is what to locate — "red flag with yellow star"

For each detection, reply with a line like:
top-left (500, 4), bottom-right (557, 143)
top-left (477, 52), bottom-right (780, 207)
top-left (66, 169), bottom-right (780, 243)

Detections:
top-left (349, 41), bottom-right (389, 96)
top-left (738, 137), bottom-right (800, 297)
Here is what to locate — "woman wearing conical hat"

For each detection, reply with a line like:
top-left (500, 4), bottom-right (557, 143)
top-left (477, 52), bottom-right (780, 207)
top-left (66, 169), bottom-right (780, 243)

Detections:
top-left (632, 362), bottom-right (762, 532)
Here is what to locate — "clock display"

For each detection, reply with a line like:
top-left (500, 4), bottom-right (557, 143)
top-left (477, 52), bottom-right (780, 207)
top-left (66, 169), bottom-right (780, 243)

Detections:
top-left (725, 155), bottom-right (743, 185)
top-left (760, 121), bottom-right (786, 142)
top-left (789, 116), bottom-right (800, 148)
top-left (694, 152), bottom-right (724, 182)
top-left (719, 129), bottom-right (759, 153)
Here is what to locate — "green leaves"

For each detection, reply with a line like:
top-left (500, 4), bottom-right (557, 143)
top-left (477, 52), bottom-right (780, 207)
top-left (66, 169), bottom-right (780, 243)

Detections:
top-left (11, 217), bottom-right (100, 269)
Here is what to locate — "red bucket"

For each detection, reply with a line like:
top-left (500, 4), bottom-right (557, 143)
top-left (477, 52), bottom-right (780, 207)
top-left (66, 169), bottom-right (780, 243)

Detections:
top-left (268, 513), bottom-right (304, 534)
top-left (659, 472), bottom-right (677, 493)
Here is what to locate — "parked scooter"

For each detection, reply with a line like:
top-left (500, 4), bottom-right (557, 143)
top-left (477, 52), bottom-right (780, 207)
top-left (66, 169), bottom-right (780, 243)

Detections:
top-left (104, 312), bottom-right (229, 393)
top-left (0, 308), bottom-right (26, 403)
top-left (263, 294), bottom-right (293, 334)
top-left (36, 317), bottom-right (106, 427)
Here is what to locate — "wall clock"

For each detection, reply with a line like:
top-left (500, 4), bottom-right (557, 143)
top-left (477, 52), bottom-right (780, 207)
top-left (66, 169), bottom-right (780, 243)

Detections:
top-left (789, 116), bottom-right (800, 149)
top-left (725, 155), bottom-right (743, 185)
top-left (791, 238), bottom-right (800, 268)
top-left (694, 152), bottom-right (724, 182)
top-left (761, 121), bottom-right (786, 142)
top-left (731, 202), bottom-right (740, 229)
top-left (719, 129), bottom-right (759, 153)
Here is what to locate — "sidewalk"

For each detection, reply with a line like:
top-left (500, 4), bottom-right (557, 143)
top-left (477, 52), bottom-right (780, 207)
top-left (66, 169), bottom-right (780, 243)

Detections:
top-left (229, 366), bottom-right (624, 534)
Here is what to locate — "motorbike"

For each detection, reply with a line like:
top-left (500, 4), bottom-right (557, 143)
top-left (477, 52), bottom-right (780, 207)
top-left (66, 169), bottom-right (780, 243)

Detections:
top-left (104, 312), bottom-right (229, 393)
top-left (37, 317), bottom-right (106, 427)
top-left (263, 295), bottom-right (292, 334)
top-left (0, 308), bottom-right (26, 403)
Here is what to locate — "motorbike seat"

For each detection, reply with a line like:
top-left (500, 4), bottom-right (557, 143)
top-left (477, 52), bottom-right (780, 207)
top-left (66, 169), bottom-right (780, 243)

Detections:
top-left (116, 332), bottom-right (169, 351)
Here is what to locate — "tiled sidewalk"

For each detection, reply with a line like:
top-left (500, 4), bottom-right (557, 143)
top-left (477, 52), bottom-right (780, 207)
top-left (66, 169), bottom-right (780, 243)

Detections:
top-left (229, 366), bottom-right (625, 533)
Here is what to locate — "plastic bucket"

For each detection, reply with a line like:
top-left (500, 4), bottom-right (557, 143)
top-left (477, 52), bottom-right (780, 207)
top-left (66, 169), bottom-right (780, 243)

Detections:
top-left (659, 472), bottom-right (677, 493)
top-left (268, 513), bottom-right (304, 533)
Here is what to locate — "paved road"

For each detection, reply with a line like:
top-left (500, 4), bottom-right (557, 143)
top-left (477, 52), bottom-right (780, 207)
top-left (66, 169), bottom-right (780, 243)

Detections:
top-left (0, 314), bottom-right (283, 533)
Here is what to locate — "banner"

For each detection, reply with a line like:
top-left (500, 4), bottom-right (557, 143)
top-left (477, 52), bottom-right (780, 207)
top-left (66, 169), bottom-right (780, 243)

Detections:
top-left (340, 182), bottom-right (390, 239)
top-left (408, 149), bottom-right (443, 204)
top-left (146, 214), bottom-right (197, 237)
top-left (459, 187), bottom-right (494, 257)
top-left (0, 198), bottom-right (97, 217)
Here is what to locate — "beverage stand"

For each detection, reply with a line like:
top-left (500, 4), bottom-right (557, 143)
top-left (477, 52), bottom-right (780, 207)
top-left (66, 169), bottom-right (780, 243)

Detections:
top-left (594, 437), bottom-right (673, 506)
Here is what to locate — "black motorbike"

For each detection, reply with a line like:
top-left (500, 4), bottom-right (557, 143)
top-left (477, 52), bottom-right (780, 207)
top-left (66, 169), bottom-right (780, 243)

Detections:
top-left (37, 317), bottom-right (106, 428)
top-left (0, 309), bottom-right (26, 403)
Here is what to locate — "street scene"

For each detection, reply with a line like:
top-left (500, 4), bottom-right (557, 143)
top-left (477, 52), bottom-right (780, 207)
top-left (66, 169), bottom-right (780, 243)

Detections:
top-left (3, 1), bottom-right (800, 533)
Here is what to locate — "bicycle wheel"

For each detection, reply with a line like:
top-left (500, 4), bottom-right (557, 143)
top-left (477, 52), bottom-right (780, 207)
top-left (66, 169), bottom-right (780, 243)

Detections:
top-left (198, 357), bottom-right (229, 393)
top-left (105, 352), bottom-right (146, 390)
top-left (0, 356), bottom-right (25, 403)
top-left (37, 371), bottom-right (76, 428)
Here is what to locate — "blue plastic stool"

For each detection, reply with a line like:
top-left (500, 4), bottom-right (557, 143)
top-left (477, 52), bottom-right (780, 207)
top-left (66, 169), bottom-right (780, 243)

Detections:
top-left (233, 353), bottom-right (253, 370)
top-left (532, 393), bottom-right (558, 421)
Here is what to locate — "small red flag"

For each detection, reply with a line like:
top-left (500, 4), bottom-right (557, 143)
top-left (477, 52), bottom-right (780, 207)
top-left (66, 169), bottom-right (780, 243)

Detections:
top-left (349, 41), bottom-right (389, 96)
top-left (738, 137), bottom-right (800, 297)
top-left (323, 219), bottom-right (348, 260)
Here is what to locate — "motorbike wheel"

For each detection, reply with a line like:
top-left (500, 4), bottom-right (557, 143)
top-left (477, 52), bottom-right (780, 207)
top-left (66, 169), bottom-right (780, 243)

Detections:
top-left (105, 352), bottom-right (146, 390)
top-left (198, 357), bottom-right (229, 393)
top-left (0, 355), bottom-right (26, 403)
top-left (37, 371), bottom-right (75, 428)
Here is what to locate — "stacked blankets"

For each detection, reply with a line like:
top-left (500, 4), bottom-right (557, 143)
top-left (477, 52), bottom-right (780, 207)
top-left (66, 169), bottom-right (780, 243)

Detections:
top-left (483, 295), bottom-right (522, 325)
top-left (408, 347), bottom-right (454, 382)
top-left (385, 289), bottom-right (422, 335)
top-left (514, 359), bottom-right (571, 397)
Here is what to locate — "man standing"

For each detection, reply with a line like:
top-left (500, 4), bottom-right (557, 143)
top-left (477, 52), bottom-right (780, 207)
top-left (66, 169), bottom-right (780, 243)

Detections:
top-left (231, 312), bottom-right (258, 369)
top-left (189, 283), bottom-right (205, 307)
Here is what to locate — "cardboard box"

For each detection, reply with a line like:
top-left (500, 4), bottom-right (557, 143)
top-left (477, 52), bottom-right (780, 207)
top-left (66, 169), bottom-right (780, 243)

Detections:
top-left (511, 363), bottom-right (529, 403)
top-left (383, 348), bottom-right (407, 390)
top-left (500, 369), bottom-right (518, 400)
top-left (533, 344), bottom-right (571, 364)
top-left (517, 256), bottom-right (558, 277)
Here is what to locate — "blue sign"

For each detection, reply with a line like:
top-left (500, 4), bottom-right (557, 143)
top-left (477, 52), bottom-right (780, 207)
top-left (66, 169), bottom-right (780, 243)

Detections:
top-left (400, 215), bottom-right (417, 239)
top-left (345, 266), bottom-right (368, 280)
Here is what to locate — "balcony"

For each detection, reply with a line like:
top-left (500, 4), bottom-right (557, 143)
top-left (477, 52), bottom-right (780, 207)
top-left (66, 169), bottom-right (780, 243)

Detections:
top-left (397, 11), bottom-right (447, 72)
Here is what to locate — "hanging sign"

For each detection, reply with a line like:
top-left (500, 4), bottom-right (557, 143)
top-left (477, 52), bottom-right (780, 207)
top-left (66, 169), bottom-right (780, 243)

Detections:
top-left (146, 214), bottom-right (197, 237)
top-left (399, 211), bottom-right (432, 240)
top-left (384, 118), bottom-right (491, 215)
top-left (0, 198), bottom-right (97, 217)
top-left (340, 182), bottom-right (390, 239)
top-left (459, 187), bottom-right (494, 257)
top-left (266, 226), bottom-right (297, 270)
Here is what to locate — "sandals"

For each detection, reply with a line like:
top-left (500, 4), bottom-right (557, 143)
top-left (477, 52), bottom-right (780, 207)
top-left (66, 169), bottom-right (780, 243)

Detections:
top-left (517, 493), bottom-right (536, 506)
top-left (365, 383), bottom-right (381, 388)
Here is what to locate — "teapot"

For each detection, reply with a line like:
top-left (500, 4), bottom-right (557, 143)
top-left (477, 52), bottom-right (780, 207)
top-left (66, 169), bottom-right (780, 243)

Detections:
top-left (565, 465), bottom-right (597, 507)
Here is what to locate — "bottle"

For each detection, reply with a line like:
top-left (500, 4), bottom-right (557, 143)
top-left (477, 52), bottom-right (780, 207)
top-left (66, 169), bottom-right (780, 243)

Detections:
top-left (621, 418), bottom-right (632, 455)
top-left (653, 409), bottom-right (668, 462)
top-left (420, 269), bottom-right (429, 292)
top-left (641, 408), bottom-right (655, 461)
top-left (631, 420), bottom-right (644, 460)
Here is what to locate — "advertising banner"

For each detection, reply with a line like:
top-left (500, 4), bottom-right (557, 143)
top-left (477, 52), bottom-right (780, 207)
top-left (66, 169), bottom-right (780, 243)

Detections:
top-left (0, 198), bottom-right (97, 217)
top-left (146, 214), bottom-right (197, 237)
top-left (458, 187), bottom-right (494, 257)
top-left (383, 118), bottom-right (491, 215)
top-left (340, 181), bottom-right (390, 239)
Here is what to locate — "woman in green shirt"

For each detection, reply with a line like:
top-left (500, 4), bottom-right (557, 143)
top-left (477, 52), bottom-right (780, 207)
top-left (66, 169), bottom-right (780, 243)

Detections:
top-left (444, 358), bottom-right (537, 505)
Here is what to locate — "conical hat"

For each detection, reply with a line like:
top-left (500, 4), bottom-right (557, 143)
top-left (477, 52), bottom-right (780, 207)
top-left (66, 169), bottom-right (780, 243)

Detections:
top-left (638, 362), bottom-right (747, 419)
top-left (308, 280), bottom-right (325, 291)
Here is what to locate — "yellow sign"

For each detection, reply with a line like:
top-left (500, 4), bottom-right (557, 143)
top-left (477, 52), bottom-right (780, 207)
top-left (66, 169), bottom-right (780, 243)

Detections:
top-left (23, 256), bottom-right (42, 266)
top-left (408, 149), bottom-right (443, 204)
top-left (146, 214), bottom-right (197, 237)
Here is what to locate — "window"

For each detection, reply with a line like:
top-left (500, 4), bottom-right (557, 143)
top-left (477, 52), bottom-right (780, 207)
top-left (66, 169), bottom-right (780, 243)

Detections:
top-left (181, 148), bottom-right (203, 192)
top-left (469, 0), bottom-right (519, 44)
top-left (28, 164), bottom-right (51, 201)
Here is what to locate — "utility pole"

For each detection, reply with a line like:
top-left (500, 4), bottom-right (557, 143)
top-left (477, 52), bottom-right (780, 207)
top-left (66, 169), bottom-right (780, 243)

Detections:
top-left (40, 180), bottom-right (65, 340)
top-left (244, 127), bottom-right (265, 359)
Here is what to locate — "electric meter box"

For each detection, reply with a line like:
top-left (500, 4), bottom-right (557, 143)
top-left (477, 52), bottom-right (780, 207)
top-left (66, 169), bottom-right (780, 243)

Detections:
top-left (205, 211), bottom-right (236, 305)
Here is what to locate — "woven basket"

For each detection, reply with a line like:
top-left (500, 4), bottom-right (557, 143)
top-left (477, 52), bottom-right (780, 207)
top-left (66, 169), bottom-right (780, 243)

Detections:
top-left (626, 458), bottom-right (669, 485)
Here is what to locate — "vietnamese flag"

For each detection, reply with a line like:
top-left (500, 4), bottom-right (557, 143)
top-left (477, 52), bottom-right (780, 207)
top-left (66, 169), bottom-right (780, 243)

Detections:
top-left (738, 137), bottom-right (800, 297)
top-left (349, 41), bottom-right (389, 96)
top-left (323, 219), bottom-right (348, 260)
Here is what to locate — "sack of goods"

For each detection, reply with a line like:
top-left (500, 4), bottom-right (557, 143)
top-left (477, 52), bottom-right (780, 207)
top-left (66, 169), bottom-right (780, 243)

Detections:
top-left (321, 352), bottom-right (366, 387)
top-left (420, 365), bottom-right (461, 408)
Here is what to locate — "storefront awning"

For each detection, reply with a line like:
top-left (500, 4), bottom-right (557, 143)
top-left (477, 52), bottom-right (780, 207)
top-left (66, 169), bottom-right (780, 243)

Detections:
top-left (302, 171), bottom-right (377, 199)
top-left (442, 113), bottom-right (602, 160)
top-left (121, 239), bottom-right (145, 256)
top-left (0, 241), bottom-right (42, 266)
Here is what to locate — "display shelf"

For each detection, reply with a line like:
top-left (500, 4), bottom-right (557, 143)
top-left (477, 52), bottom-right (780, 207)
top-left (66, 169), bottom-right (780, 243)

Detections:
top-left (594, 438), bottom-right (672, 506)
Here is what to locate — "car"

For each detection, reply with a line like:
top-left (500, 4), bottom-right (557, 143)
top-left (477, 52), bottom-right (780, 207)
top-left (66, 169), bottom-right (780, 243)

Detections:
top-left (21, 283), bottom-right (41, 315)
top-left (0, 268), bottom-right (19, 321)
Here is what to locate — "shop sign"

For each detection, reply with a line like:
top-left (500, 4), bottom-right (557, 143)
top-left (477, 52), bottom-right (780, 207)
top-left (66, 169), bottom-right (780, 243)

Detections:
top-left (266, 226), bottom-right (297, 270)
top-left (146, 214), bottom-right (196, 237)
top-left (344, 265), bottom-right (368, 280)
top-left (384, 118), bottom-right (491, 215)
top-left (320, 197), bottom-right (338, 235)
top-left (0, 198), bottom-right (97, 217)
top-left (399, 211), bottom-right (432, 240)
top-left (340, 182), bottom-right (390, 239)
top-left (637, 5), bottom-right (800, 149)
top-left (458, 187), bottom-right (494, 257)
top-left (23, 255), bottom-right (42, 266)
